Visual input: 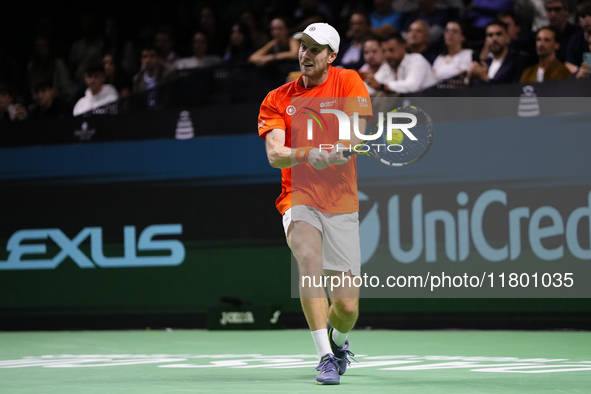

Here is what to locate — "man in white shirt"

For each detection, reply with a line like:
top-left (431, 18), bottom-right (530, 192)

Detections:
top-left (73, 64), bottom-right (119, 116)
top-left (365, 33), bottom-right (436, 95)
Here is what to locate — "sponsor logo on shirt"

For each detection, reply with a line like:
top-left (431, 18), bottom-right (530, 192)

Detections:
top-left (320, 100), bottom-right (337, 108)
top-left (357, 96), bottom-right (368, 108)
top-left (286, 105), bottom-right (296, 116)
top-left (258, 120), bottom-right (265, 129)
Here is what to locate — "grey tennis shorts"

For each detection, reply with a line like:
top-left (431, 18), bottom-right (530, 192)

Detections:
top-left (283, 205), bottom-right (361, 276)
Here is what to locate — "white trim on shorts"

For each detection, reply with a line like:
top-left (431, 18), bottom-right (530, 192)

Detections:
top-left (282, 205), bottom-right (361, 276)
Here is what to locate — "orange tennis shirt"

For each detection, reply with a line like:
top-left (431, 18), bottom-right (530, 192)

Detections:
top-left (258, 67), bottom-right (372, 215)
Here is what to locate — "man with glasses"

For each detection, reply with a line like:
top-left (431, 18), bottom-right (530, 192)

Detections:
top-left (565, 1), bottom-right (591, 73)
top-left (543, 0), bottom-right (581, 62)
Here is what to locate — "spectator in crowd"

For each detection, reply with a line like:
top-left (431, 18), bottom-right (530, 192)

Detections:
top-left (358, 38), bottom-right (386, 95)
top-left (155, 26), bottom-right (181, 69)
top-left (249, 18), bottom-right (298, 67)
top-left (292, 0), bottom-right (334, 33)
top-left (175, 32), bottom-right (222, 70)
top-left (565, 1), bottom-right (591, 73)
top-left (222, 22), bottom-right (254, 65)
top-left (104, 16), bottom-right (138, 77)
top-left (359, 37), bottom-right (385, 75)
top-left (574, 33), bottom-right (591, 78)
top-left (401, 0), bottom-right (450, 44)
top-left (370, 0), bottom-right (403, 36)
top-left (0, 84), bottom-right (27, 122)
top-left (73, 64), bottom-right (119, 116)
top-left (69, 14), bottom-right (104, 85)
top-left (27, 79), bottom-right (72, 120)
top-left (520, 27), bottom-right (571, 82)
top-left (334, 13), bottom-right (372, 69)
top-left (103, 52), bottom-right (131, 98)
top-left (132, 44), bottom-right (175, 93)
top-left (543, 0), bottom-right (581, 62)
top-left (497, 11), bottom-right (536, 58)
top-left (199, 6), bottom-right (226, 57)
top-left (240, 10), bottom-right (270, 50)
top-left (432, 21), bottom-right (473, 82)
top-left (365, 33), bottom-right (436, 95)
top-left (0, 43), bottom-right (22, 97)
top-left (468, 20), bottom-right (526, 84)
top-left (27, 35), bottom-right (72, 101)
top-left (406, 20), bottom-right (438, 64)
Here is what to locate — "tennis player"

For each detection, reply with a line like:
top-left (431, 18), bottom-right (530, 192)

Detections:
top-left (258, 23), bottom-right (372, 385)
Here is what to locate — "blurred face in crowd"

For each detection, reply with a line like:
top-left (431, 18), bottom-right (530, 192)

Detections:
top-left (270, 18), bottom-right (289, 41)
top-left (299, 35), bottom-right (335, 78)
top-left (499, 15), bottom-right (520, 41)
top-left (84, 72), bottom-right (105, 95)
top-left (536, 28), bottom-right (559, 59)
top-left (141, 49), bottom-right (160, 72)
top-left (406, 21), bottom-right (430, 48)
top-left (382, 38), bottom-right (406, 69)
top-left (0, 90), bottom-right (11, 111)
top-left (580, 13), bottom-right (591, 34)
top-left (200, 7), bottom-right (215, 30)
top-left (485, 24), bottom-right (510, 57)
top-left (241, 11), bottom-right (256, 30)
top-left (33, 87), bottom-right (54, 109)
top-left (230, 24), bottom-right (245, 47)
top-left (444, 22), bottom-right (465, 49)
top-left (363, 39), bottom-right (383, 68)
top-left (155, 32), bottom-right (174, 55)
top-left (35, 37), bottom-right (50, 60)
top-left (192, 32), bottom-right (208, 57)
top-left (545, 1), bottom-right (569, 29)
top-left (102, 54), bottom-right (116, 78)
top-left (349, 13), bottom-right (370, 41)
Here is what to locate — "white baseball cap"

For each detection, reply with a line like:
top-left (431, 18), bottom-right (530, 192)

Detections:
top-left (292, 23), bottom-right (340, 53)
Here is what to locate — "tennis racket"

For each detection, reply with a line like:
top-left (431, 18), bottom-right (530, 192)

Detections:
top-left (343, 106), bottom-right (434, 166)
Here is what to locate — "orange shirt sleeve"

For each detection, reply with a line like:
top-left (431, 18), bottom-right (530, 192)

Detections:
top-left (258, 90), bottom-right (286, 139)
top-left (340, 69), bottom-right (373, 117)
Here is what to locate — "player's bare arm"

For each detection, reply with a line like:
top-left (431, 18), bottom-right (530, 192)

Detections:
top-left (265, 128), bottom-right (332, 170)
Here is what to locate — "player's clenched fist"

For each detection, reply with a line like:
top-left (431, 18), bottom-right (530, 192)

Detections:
top-left (308, 148), bottom-right (332, 170)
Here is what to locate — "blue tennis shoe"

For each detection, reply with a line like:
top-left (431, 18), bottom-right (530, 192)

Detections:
top-left (315, 353), bottom-right (341, 385)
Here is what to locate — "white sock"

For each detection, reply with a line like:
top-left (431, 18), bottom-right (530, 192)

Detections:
top-left (331, 327), bottom-right (348, 347)
top-left (311, 329), bottom-right (333, 359)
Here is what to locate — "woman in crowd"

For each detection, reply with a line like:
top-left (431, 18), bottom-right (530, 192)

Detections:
top-left (249, 17), bottom-right (298, 67)
top-left (432, 20), bottom-right (473, 82)
top-left (223, 22), bottom-right (254, 65)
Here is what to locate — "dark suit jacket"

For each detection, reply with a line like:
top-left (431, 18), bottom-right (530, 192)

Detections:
top-left (334, 39), bottom-right (365, 70)
top-left (483, 50), bottom-right (526, 84)
top-left (520, 58), bottom-right (572, 83)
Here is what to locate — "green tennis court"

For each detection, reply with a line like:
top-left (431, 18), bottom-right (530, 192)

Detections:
top-left (1, 329), bottom-right (589, 393)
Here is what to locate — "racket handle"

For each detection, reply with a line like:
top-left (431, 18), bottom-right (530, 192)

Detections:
top-left (343, 149), bottom-right (356, 158)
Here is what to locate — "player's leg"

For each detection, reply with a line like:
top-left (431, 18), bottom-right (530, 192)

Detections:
top-left (318, 209), bottom-right (362, 375)
top-left (327, 269), bottom-right (359, 335)
top-left (287, 213), bottom-right (341, 384)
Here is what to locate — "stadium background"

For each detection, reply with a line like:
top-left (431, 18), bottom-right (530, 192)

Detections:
top-left (1, 0), bottom-right (590, 331)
